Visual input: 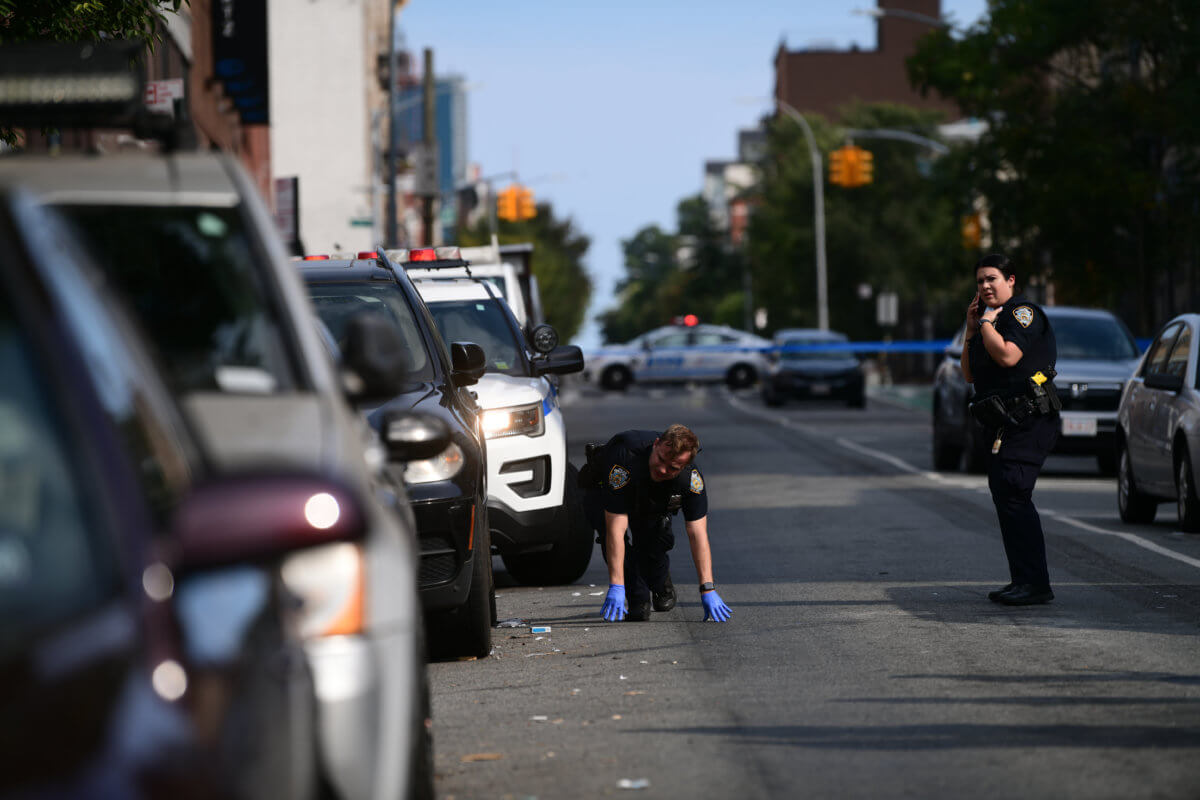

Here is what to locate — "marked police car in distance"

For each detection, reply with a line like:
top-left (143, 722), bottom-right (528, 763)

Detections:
top-left (406, 257), bottom-right (593, 586)
top-left (583, 320), bottom-right (770, 391)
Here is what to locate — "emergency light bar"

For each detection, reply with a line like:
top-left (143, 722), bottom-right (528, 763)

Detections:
top-left (392, 246), bottom-right (470, 271)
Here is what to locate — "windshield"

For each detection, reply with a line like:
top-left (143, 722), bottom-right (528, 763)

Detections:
top-left (779, 338), bottom-right (856, 361)
top-left (1051, 315), bottom-right (1140, 361)
top-left (306, 283), bottom-right (435, 382)
top-left (62, 204), bottom-right (298, 395)
top-left (425, 299), bottom-right (525, 376)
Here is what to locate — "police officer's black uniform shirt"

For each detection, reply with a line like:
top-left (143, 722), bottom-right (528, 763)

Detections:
top-left (600, 430), bottom-right (708, 522)
top-left (969, 294), bottom-right (1057, 401)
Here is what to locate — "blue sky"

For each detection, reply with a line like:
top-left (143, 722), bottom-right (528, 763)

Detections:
top-left (399, 1), bottom-right (989, 347)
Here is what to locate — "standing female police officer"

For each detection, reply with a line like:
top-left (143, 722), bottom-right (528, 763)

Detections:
top-left (962, 254), bottom-right (1059, 605)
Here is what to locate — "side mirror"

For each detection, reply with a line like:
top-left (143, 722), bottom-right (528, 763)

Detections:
top-left (532, 344), bottom-right (585, 377)
top-left (450, 341), bottom-right (486, 386)
top-left (169, 473), bottom-right (367, 573)
top-left (341, 312), bottom-right (411, 402)
top-left (641, 339), bottom-right (653, 352)
top-left (1144, 372), bottom-right (1184, 392)
top-left (529, 323), bottom-right (559, 354)
top-left (380, 410), bottom-right (451, 462)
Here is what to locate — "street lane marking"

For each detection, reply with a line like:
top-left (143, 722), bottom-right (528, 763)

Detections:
top-left (725, 391), bottom-right (1200, 572)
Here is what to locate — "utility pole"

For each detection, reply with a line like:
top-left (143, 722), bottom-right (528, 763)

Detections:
top-left (384, 1), bottom-right (399, 247)
top-left (422, 48), bottom-right (435, 245)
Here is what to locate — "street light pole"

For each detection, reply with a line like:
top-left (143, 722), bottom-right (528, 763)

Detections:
top-left (775, 98), bottom-right (829, 331)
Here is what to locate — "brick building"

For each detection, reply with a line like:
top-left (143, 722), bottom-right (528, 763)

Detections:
top-left (773, 0), bottom-right (958, 121)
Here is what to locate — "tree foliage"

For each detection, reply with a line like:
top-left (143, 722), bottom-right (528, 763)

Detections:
top-left (459, 203), bottom-right (593, 343)
top-left (908, 0), bottom-right (1200, 334)
top-left (598, 194), bottom-right (747, 344)
top-left (747, 103), bottom-right (961, 341)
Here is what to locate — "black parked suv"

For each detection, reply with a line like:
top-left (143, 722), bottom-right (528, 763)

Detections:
top-left (297, 252), bottom-right (494, 657)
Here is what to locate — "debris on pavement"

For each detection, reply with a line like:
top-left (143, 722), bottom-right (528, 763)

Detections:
top-left (496, 618), bottom-right (526, 628)
top-left (461, 753), bottom-right (504, 762)
top-left (531, 625), bottom-right (551, 633)
top-left (618, 778), bottom-right (651, 790)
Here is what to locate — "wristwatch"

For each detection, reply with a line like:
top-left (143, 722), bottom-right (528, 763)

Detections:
top-left (980, 318), bottom-right (996, 328)
top-left (699, 581), bottom-right (716, 593)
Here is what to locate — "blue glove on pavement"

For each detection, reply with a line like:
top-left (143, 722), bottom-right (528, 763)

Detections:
top-left (701, 590), bottom-right (732, 622)
top-left (601, 585), bottom-right (627, 622)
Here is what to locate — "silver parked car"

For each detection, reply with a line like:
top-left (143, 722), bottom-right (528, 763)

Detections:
top-left (0, 152), bottom-right (435, 800)
top-left (1116, 313), bottom-right (1200, 531)
top-left (932, 306), bottom-right (1141, 473)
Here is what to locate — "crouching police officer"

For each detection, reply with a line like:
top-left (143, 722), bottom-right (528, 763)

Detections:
top-left (963, 254), bottom-right (1061, 606)
top-left (580, 424), bottom-right (732, 622)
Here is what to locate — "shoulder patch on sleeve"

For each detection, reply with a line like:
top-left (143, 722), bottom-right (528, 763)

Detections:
top-left (1013, 306), bottom-right (1034, 328)
top-left (690, 470), bottom-right (704, 494)
top-left (608, 465), bottom-right (630, 490)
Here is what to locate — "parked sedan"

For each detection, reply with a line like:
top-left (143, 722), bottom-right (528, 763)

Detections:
top-left (932, 306), bottom-right (1141, 473)
top-left (0, 184), bottom-right (368, 799)
top-left (583, 322), bottom-right (770, 390)
top-left (761, 328), bottom-right (865, 408)
top-left (1117, 313), bottom-right (1200, 530)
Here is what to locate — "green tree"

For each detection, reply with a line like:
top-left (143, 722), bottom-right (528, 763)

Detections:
top-left (908, 0), bottom-right (1200, 334)
top-left (748, 102), bottom-right (961, 341)
top-left (459, 202), bottom-right (592, 342)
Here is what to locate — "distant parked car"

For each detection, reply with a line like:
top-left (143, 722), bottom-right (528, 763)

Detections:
top-left (1116, 313), bottom-right (1200, 530)
top-left (932, 306), bottom-right (1141, 473)
top-left (583, 322), bottom-right (770, 390)
top-left (761, 328), bottom-right (865, 408)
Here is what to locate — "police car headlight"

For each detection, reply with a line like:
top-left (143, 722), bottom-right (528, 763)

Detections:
top-left (481, 403), bottom-right (544, 438)
top-left (402, 442), bottom-right (465, 483)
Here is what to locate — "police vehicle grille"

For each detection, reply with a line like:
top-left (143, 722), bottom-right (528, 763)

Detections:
top-left (1056, 388), bottom-right (1121, 412)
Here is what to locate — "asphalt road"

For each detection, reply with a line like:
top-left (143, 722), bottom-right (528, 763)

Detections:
top-left (427, 382), bottom-right (1200, 800)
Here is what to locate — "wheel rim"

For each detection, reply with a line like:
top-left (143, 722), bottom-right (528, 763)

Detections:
top-left (1178, 458), bottom-right (1191, 522)
top-left (1119, 450), bottom-right (1132, 513)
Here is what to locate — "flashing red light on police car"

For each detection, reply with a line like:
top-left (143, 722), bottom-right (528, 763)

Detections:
top-left (356, 251), bottom-right (378, 259)
top-left (303, 255), bottom-right (330, 260)
top-left (408, 248), bottom-right (438, 262)
top-left (683, 314), bottom-right (699, 327)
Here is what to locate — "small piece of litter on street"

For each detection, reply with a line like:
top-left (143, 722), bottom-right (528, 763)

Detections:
top-left (588, 591), bottom-right (604, 596)
top-left (611, 714), bottom-right (622, 720)
top-left (530, 715), bottom-right (549, 722)
top-left (531, 625), bottom-right (551, 633)
top-left (624, 691), bottom-right (645, 696)
top-left (535, 636), bottom-right (544, 641)
top-left (618, 778), bottom-right (651, 790)
top-left (639, 660), bottom-right (648, 664)
top-left (619, 675), bottom-right (627, 680)
top-left (572, 592), bottom-right (582, 597)
top-left (461, 753), bottom-right (504, 762)
top-left (570, 688), bottom-right (581, 694)
top-left (496, 618), bottom-right (526, 628)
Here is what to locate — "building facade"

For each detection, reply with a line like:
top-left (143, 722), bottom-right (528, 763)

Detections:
top-left (773, 0), bottom-right (958, 120)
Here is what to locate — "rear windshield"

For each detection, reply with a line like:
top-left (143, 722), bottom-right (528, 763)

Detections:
top-left (1051, 315), bottom-right (1140, 361)
top-left (306, 282), bottom-right (435, 381)
top-left (425, 299), bottom-right (525, 377)
top-left (62, 205), bottom-right (299, 395)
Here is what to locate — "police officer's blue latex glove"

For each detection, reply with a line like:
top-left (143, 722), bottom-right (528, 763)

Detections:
top-left (601, 585), bottom-right (626, 622)
top-left (701, 590), bottom-right (732, 622)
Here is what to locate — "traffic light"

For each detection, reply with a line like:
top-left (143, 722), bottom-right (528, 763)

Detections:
top-left (497, 184), bottom-right (519, 221)
top-left (962, 213), bottom-right (982, 249)
top-left (855, 147), bottom-right (874, 185)
top-left (516, 186), bottom-right (536, 220)
top-left (829, 148), bottom-right (848, 186)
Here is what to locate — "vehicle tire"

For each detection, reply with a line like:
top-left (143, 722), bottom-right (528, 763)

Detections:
top-left (600, 365), bottom-right (632, 391)
top-left (431, 518), bottom-right (493, 659)
top-left (725, 363), bottom-right (757, 389)
top-left (1118, 442), bottom-right (1157, 524)
top-left (932, 405), bottom-right (962, 471)
top-left (762, 386), bottom-right (784, 407)
top-left (1176, 447), bottom-right (1200, 533)
top-left (962, 414), bottom-right (989, 474)
top-left (500, 464), bottom-right (594, 585)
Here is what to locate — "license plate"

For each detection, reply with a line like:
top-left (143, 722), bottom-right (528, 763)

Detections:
top-left (1062, 417), bottom-right (1097, 437)
top-left (811, 383), bottom-right (831, 395)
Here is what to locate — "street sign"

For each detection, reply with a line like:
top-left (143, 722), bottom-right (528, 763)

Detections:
top-left (876, 292), bottom-right (899, 326)
top-left (144, 79), bottom-right (184, 114)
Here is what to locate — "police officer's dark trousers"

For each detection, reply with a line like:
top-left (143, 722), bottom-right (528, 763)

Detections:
top-left (583, 486), bottom-right (672, 606)
top-left (987, 412), bottom-right (1058, 588)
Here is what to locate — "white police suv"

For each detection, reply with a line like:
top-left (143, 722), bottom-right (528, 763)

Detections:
top-left (406, 255), bottom-right (593, 585)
